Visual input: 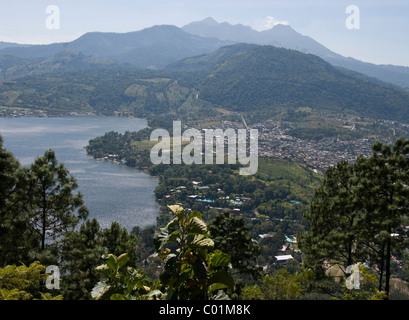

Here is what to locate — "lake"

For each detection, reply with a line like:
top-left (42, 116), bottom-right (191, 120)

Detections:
top-left (0, 116), bottom-right (159, 230)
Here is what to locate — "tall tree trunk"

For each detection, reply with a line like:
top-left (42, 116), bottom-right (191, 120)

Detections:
top-left (41, 187), bottom-right (47, 251)
top-left (384, 237), bottom-right (391, 299)
top-left (378, 243), bottom-right (384, 292)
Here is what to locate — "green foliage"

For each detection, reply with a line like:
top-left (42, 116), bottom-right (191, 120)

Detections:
top-left (27, 149), bottom-right (89, 252)
top-left (208, 211), bottom-right (261, 279)
top-left (240, 285), bottom-right (264, 300)
top-left (241, 269), bottom-right (315, 300)
top-left (299, 160), bottom-right (362, 274)
top-left (0, 136), bottom-right (36, 265)
top-left (59, 218), bottom-right (104, 300)
top-left (0, 261), bottom-right (63, 300)
top-left (92, 253), bottom-right (160, 300)
top-left (153, 205), bottom-right (235, 300)
top-left (262, 270), bottom-right (303, 300)
top-left (299, 138), bottom-right (409, 298)
top-left (60, 219), bottom-right (141, 300)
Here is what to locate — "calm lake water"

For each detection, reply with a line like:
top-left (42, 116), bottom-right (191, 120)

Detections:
top-left (0, 116), bottom-right (159, 230)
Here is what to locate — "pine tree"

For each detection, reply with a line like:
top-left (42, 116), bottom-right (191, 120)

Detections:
top-left (27, 150), bottom-right (88, 253)
top-left (60, 218), bottom-right (104, 300)
top-left (299, 161), bottom-right (363, 276)
top-left (354, 138), bottom-right (409, 297)
top-left (299, 138), bottom-right (409, 299)
top-left (0, 136), bottom-right (35, 265)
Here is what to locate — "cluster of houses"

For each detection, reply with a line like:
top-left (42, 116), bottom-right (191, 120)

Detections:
top-left (164, 180), bottom-right (250, 215)
top-left (258, 233), bottom-right (299, 264)
top-left (255, 120), bottom-right (375, 171)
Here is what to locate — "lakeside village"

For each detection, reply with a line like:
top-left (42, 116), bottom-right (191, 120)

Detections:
top-left (0, 107), bottom-right (96, 118)
top-left (3, 107), bottom-right (405, 175)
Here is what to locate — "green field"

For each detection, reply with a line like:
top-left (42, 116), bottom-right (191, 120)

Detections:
top-left (255, 157), bottom-right (323, 202)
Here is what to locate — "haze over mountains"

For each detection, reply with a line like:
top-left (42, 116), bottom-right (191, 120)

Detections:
top-left (1, 25), bottom-right (232, 71)
top-left (1, 17), bottom-right (408, 88)
top-left (182, 18), bottom-right (409, 89)
top-left (1, 17), bottom-right (409, 126)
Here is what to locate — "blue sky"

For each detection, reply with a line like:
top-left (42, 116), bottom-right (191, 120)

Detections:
top-left (0, 0), bottom-right (408, 66)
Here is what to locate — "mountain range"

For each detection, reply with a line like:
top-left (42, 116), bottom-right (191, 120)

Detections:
top-left (1, 18), bottom-right (409, 126)
top-left (1, 25), bottom-right (231, 71)
top-left (1, 18), bottom-right (408, 88)
top-left (1, 42), bottom-right (408, 124)
top-left (182, 18), bottom-right (409, 89)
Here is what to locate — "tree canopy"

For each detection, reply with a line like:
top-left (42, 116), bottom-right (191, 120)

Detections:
top-left (299, 137), bottom-right (409, 298)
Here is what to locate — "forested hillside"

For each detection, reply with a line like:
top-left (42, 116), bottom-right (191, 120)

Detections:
top-left (175, 45), bottom-right (409, 121)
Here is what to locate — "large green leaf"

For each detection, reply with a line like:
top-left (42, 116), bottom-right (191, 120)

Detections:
top-left (189, 234), bottom-right (214, 250)
top-left (208, 282), bottom-right (229, 293)
top-left (187, 216), bottom-right (207, 234)
top-left (153, 227), bottom-right (170, 251)
top-left (116, 253), bottom-right (129, 268)
top-left (167, 217), bottom-right (179, 229)
top-left (91, 281), bottom-right (111, 300)
top-left (105, 254), bottom-right (117, 272)
top-left (188, 210), bottom-right (202, 220)
top-left (192, 259), bottom-right (208, 280)
top-left (168, 205), bottom-right (184, 220)
top-left (161, 253), bottom-right (177, 285)
top-left (208, 270), bottom-right (234, 289)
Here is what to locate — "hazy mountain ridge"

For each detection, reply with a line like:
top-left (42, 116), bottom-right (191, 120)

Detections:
top-left (1, 18), bottom-right (408, 88)
top-left (1, 25), bottom-right (232, 71)
top-left (182, 18), bottom-right (409, 88)
top-left (1, 18), bottom-right (408, 124)
top-left (182, 17), bottom-right (333, 57)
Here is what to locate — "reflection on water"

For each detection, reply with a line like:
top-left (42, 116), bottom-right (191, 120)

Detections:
top-left (0, 116), bottom-right (159, 230)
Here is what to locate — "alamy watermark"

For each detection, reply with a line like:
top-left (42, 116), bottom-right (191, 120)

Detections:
top-left (345, 5), bottom-right (360, 30)
top-left (150, 121), bottom-right (259, 175)
top-left (45, 5), bottom-right (60, 30)
top-left (45, 265), bottom-right (60, 290)
top-left (345, 263), bottom-right (361, 290)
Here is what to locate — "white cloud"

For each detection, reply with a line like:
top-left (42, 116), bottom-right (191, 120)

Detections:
top-left (264, 16), bottom-right (289, 29)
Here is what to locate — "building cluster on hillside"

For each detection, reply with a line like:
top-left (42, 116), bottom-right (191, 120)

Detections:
top-left (187, 118), bottom-right (379, 172)
top-left (164, 180), bottom-right (250, 215)
top-left (252, 120), bottom-right (376, 172)
top-left (210, 118), bottom-right (377, 172)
